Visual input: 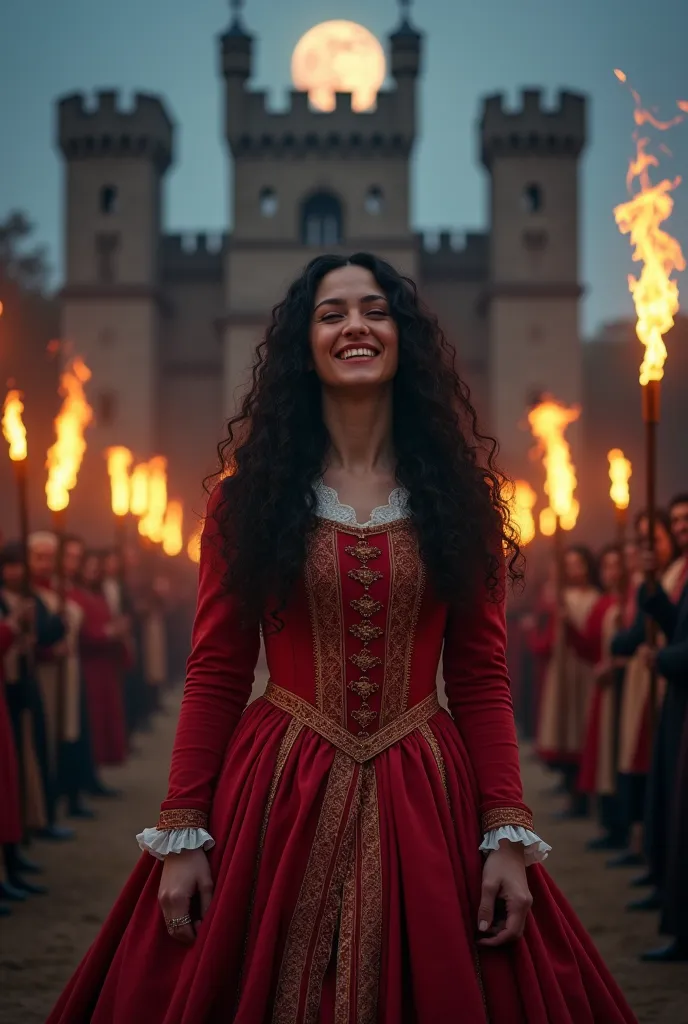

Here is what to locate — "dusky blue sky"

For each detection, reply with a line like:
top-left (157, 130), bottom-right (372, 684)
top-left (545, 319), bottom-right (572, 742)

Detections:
top-left (2, 0), bottom-right (688, 336)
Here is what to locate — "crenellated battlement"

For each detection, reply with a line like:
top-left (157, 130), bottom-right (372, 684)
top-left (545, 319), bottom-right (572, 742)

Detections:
top-left (480, 88), bottom-right (586, 167)
top-left (418, 231), bottom-right (489, 280)
top-left (57, 90), bottom-right (174, 172)
top-left (226, 87), bottom-right (414, 157)
top-left (161, 232), bottom-right (228, 282)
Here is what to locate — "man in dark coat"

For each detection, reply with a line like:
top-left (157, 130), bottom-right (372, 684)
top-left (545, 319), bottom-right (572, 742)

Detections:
top-left (640, 493), bottom-right (688, 962)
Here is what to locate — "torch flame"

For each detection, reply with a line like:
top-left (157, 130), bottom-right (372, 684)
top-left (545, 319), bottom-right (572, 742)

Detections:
top-left (130, 463), bottom-right (149, 517)
top-left (2, 390), bottom-right (28, 462)
top-left (508, 480), bottom-right (537, 546)
top-left (528, 397), bottom-right (581, 532)
top-left (161, 499), bottom-right (183, 557)
top-left (105, 446), bottom-right (133, 517)
top-left (539, 507), bottom-right (557, 538)
top-left (608, 448), bottom-right (632, 510)
top-left (137, 456), bottom-right (167, 543)
top-left (187, 522), bottom-right (202, 564)
top-left (613, 72), bottom-right (686, 385)
top-left (45, 357), bottom-right (93, 512)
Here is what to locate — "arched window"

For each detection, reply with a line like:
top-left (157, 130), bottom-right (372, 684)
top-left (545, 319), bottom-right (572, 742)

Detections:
top-left (522, 182), bottom-right (544, 214)
top-left (301, 192), bottom-right (343, 246)
top-left (100, 184), bottom-right (118, 214)
top-left (364, 186), bottom-right (384, 216)
top-left (259, 187), bottom-right (278, 217)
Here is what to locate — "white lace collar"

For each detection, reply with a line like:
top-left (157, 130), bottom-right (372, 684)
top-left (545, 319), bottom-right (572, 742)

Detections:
top-left (314, 480), bottom-right (410, 528)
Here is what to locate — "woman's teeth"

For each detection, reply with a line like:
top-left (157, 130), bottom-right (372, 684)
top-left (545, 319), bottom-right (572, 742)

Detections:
top-left (338, 347), bottom-right (377, 361)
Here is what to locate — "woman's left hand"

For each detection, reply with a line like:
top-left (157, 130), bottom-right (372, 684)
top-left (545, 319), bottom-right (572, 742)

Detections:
top-left (477, 840), bottom-right (533, 947)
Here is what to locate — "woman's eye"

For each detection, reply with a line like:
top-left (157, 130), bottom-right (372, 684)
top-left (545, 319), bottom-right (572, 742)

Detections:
top-left (367, 309), bottom-right (387, 317)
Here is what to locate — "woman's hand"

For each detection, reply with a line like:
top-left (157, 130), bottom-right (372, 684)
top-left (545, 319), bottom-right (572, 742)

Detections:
top-left (477, 840), bottom-right (533, 947)
top-left (158, 848), bottom-right (214, 946)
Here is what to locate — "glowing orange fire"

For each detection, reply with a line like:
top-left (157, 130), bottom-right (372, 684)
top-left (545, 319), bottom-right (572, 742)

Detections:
top-left (508, 480), bottom-right (537, 546)
top-left (105, 446), bottom-right (133, 517)
top-left (528, 397), bottom-right (581, 532)
top-left (161, 500), bottom-right (183, 557)
top-left (613, 70), bottom-right (686, 385)
top-left (137, 456), bottom-right (167, 542)
top-left (2, 390), bottom-right (28, 462)
top-left (539, 507), bottom-right (557, 538)
top-left (187, 522), bottom-right (202, 564)
top-left (608, 448), bottom-right (632, 510)
top-left (130, 462), bottom-right (149, 518)
top-left (45, 357), bottom-right (93, 512)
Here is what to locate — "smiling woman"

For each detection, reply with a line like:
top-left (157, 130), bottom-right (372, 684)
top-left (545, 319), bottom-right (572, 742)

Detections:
top-left (48, 253), bottom-right (636, 1024)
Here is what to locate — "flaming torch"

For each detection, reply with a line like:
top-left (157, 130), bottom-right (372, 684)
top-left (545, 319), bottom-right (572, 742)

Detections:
top-left (614, 71), bottom-right (686, 729)
top-left (45, 356), bottom-right (93, 535)
top-left (130, 461), bottom-right (150, 519)
top-left (2, 389), bottom-right (31, 590)
top-left (161, 500), bottom-right (183, 557)
top-left (187, 522), bottom-right (202, 565)
top-left (105, 446), bottom-right (133, 552)
top-left (613, 71), bottom-right (685, 576)
top-left (508, 480), bottom-right (537, 547)
top-left (528, 397), bottom-right (581, 596)
top-left (137, 456), bottom-right (168, 544)
top-left (608, 448), bottom-right (632, 543)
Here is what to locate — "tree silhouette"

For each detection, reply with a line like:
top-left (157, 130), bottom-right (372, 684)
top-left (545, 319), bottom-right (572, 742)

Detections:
top-left (0, 211), bottom-right (50, 293)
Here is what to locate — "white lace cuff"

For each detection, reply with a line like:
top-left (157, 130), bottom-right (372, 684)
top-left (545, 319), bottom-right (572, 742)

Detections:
top-left (136, 826), bottom-right (216, 861)
top-left (480, 826), bottom-right (551, 865)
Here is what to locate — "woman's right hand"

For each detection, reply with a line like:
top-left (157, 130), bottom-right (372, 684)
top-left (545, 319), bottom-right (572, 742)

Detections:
top-left (158, 848), bottom-right (214, 945)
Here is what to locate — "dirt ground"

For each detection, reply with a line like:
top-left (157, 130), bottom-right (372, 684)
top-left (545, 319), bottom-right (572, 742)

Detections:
top-left (1, 676), bottom-right (688, 1024)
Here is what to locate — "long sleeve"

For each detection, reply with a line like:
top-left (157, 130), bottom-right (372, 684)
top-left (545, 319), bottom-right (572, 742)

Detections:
top-left (656, 640), bottom-right (688, 681)
top-left (442, 576), bottom-right (532, 834)
top-left (34, 596), bottom-right (66, 652)
top-left (157, 490), bottom-right (261, 826)
top-left (640, 583), bottom-right (678, 640)
top-left (610, 605), bottom-right (645, 658)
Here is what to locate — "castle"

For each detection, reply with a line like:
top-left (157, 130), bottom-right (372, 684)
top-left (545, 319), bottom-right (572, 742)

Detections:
top-left (56, 5), bottom-right (587, 521)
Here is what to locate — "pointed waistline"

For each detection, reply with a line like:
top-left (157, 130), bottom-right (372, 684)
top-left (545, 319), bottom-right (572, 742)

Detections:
top-left (262, 681), bottom-right (442, 764)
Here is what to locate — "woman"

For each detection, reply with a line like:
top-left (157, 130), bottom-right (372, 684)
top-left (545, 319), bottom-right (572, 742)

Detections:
top-left (577, 546), bottom-right (626, 849)
top-left (49, 254), bottom-right (634, 1023)
top-left (610, 512), bottom-right (678, 873)
top-left (70, 551), bottom-right (129, 768)
top-left (533, 546), bottom-right (601, 816)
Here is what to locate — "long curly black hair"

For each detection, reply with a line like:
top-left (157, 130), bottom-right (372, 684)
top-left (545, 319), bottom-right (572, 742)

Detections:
top-left (212, 252), bottom-right (522, 626)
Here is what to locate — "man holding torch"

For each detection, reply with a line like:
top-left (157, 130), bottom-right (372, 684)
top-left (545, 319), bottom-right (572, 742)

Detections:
top-left (635, 493), bottom-right (688, 961)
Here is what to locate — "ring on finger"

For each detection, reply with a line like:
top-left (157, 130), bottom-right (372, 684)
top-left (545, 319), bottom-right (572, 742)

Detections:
top-left (166, 914), bottom-right (192, 934)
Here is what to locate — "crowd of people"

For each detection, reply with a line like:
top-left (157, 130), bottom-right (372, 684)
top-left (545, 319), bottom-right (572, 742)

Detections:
top-left (0, 529), bottom-right (193, 917)
top-left (514, 491), bottom-right (688, 964)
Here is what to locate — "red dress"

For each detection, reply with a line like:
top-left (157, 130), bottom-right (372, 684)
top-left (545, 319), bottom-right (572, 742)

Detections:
top-left (70, 586), bottom-right (127, 767)
top-left (0, 619), bottom-right (23, 844)
top-left (48, 500), bottom-right (635, 1023)
top-left (575, 595), bottom-right (621, 796)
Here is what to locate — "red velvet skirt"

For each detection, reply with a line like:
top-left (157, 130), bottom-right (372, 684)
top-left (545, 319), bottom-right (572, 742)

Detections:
top-left (0, 687), bottom-right (22, 845)
top-left (48, 700), bottom-right (636, 1023)
top-left (83, 653), bottom-right (127, 767)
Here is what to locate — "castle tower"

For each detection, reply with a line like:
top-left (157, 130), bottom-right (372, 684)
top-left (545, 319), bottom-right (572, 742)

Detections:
top-left (481, 89), bottom-right (587, 476)
top-left (219, 5), bottom-right (422, 413)
top-left (57, 90), bottom-right (173, 463)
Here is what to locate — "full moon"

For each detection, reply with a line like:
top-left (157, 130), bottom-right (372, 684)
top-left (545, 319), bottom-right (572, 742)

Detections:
top-left (291, 20), bottom-right (386, 113)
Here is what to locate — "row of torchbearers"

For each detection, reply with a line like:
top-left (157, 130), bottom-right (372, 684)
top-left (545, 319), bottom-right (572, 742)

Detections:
top-left (1, 360), bottom-right (204, 573)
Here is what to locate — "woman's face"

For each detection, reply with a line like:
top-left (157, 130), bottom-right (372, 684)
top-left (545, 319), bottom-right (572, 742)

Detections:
top-left (564, 550), bottom-right (590, 587)
top-left (654, 524), bottom-right (674, 570)
top-left (600, 550), bottom-right (623, 592)
top-left (309, 265), bottom-right (399, 391)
